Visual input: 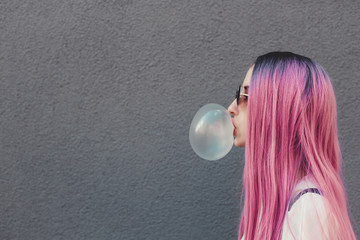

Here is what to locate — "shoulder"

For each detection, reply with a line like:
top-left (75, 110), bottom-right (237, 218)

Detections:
top-left (291, 192), bottom-right (328, 222)
top-left (283, 193), bottom-right (331, 239)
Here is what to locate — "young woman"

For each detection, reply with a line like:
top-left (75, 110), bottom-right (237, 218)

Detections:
top-left (227, 52), bottom-right (357, 239)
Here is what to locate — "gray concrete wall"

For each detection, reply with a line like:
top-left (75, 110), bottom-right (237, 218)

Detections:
top-left (1, 0), bottom-right (359, 239)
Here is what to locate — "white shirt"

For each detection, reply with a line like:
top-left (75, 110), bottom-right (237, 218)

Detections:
top-left (281, 175), bottom-right (331, 239)
top-left (240, 175), bottom-right (332, 240)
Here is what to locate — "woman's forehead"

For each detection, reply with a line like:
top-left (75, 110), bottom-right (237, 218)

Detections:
top-left (243, 66), bottom-right (253, 85)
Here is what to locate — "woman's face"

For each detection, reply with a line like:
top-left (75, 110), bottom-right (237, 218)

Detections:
top-left (227, 65), bottom-right (253, 147)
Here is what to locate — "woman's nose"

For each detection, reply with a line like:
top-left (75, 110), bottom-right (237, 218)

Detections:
top-left (227, 99), bottom-right (238, 116)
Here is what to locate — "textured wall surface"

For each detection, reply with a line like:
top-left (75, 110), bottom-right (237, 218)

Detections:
top-left (1, 0), bottom-right (359, 239)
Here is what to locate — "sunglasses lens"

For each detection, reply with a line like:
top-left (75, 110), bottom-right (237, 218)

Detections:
top-left (236, 85), bottom-right (241, 105)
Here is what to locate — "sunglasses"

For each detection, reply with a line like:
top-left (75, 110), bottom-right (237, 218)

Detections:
top-left (235, 84), bottom-right (249, 105)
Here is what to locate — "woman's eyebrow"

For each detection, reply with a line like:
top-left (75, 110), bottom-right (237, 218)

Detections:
top-left (243, 86), bottom-right (249, 93)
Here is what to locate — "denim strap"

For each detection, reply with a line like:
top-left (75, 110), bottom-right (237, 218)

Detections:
top-left (288, 188), bottom-right (322, 212)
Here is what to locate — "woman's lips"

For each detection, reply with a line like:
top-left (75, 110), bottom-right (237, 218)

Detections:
top-left (232, 119), bottom-right (236, 136)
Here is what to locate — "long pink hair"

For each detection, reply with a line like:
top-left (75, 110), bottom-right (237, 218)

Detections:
top-left (239, 52), bottom-right (357, 239)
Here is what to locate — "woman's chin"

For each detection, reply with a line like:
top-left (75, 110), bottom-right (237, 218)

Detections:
top-left (234, 138), bottom-right (245, 147)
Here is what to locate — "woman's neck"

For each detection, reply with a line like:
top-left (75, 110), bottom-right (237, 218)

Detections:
top-left (295, 169), bottom-right (306, 184)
